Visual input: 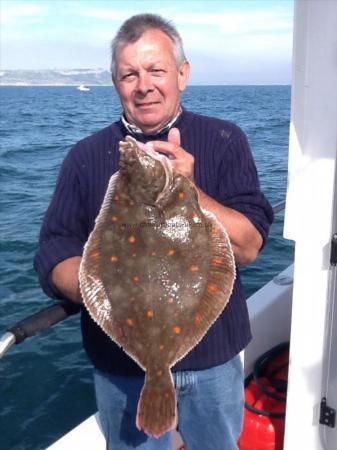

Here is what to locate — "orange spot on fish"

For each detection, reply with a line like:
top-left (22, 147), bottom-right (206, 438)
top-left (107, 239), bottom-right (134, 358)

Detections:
top-left (178, 191), bottom-right (185, 200)
top-left (111, 215), bottom-right (118, 222)
top-left (164, 392), bottom-right (170, 399)
top-left (157, 370), bottom-right (163, 377)
top-left (126, 318), bottom-right (134, 327)
top-left (207, 284), bottom-right (217, 294)
top-left (159, 345), bottom-right (165, 351)
top-left (173, 326), bottom-right (182, 334)
top-left (90, 250), bottom-right (100, 259)
top-left (110, 255), bottom-right (118, 263)
top-left (167, 248), bottom-right (175, 256)
top-left (194, 313), bottom-right (201, 325)
top-left (151, 251), bottom-right (156, 256)
top-left (128, 235), bottom-right (136, 244)
top-left (113, 195), bottom-right (119, 202)
top-left (167, 298), bottom-right (174, 304)
top-left (190, 265), bottom-right (199, 272)
top-left (211, 258), bottom-right (223, 266)
top-left (133, 276), bottom-right (140, 283)
top-left (147, 310), bottom-right (154, 318)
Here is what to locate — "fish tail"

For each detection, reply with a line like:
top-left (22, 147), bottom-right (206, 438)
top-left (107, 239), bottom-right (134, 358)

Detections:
top-left (136, 368), bottom-right (177, 438)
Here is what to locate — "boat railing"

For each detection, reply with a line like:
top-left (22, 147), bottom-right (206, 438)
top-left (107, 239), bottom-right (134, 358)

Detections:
top-left (272, 201), bottom-right (286, 214)
top-left (0, 201), bottom-right (287, 359)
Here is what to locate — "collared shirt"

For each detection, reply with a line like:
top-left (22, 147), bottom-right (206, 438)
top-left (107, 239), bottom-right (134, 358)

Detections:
top-left (121, 107), bottom-right (182, 136)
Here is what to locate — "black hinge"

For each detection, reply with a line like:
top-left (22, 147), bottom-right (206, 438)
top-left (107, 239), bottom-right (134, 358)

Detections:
top-left (330, 234), bottom-right (337, 265)
top-left (320, 397), bottom-right (336, 428)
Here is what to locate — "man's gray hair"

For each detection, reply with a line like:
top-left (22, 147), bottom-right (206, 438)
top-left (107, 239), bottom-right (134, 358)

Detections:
top-left (110, 13), bottom-right (186, 76)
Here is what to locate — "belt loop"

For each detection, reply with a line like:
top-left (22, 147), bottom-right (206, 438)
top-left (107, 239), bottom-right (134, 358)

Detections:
top-left (189, 369), bottom-right (196, 390)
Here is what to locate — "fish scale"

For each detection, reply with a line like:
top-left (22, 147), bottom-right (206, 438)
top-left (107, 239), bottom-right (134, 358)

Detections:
top-left (79, 135), bottom-right (236, 437)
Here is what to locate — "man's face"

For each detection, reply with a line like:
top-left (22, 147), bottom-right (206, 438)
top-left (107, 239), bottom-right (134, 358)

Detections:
top-left (113, 29), bottom-right (190, 135)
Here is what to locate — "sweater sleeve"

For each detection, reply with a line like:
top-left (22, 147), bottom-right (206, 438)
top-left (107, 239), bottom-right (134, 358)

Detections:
top-left (34, 149), bottom-right (88, 299)
top-left (216, 126), bottom-right (274, 246)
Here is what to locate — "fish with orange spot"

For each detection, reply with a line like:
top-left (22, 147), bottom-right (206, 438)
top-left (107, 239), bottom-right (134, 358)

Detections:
top-left (90, 250), bottom-right (100, 260)
top-left (79, 136), bottom-right (235, 438)
top-left (207, 284), bottom-right (218, 294)
top-left (194, 312), bottom-right (202, 325)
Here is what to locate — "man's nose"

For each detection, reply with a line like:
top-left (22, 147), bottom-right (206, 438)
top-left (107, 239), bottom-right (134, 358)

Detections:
top-left (136, 72), bottom-right (154, 94)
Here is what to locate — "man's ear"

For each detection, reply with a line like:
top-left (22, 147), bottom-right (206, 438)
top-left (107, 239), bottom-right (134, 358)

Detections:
top-left (178, 60), bottom-right (190, 92)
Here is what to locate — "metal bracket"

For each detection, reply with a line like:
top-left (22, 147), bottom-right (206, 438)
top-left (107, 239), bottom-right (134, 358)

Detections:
top-left (330, 234), bottom-right (337, 265)
top-left (320, 397), bottom-right (336, 428)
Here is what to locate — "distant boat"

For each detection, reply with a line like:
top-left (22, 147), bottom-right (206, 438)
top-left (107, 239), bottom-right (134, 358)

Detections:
top-left (77, 84), bottom-right (90, 91)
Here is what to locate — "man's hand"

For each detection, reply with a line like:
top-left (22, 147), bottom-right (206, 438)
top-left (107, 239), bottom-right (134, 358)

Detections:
top-left (151, 128), bottom-right (195, 181)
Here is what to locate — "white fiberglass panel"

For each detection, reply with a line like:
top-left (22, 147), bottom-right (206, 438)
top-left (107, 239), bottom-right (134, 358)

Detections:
top-left (283, 1), bottom-right (337, 449)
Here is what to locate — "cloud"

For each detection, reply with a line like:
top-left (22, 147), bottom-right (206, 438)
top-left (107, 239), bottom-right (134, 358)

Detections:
top-left (172, 9), bottom-right (292, 35)
top-left (77, 6), bottom-right (292, 35)
top-left (77, 8), bottom-right (132, 21)
top-left (1, 3), bottom-right (46, 25)
top-left (1, 0), bottom-right (293, 83)
top-left (74, 5), bottom-right (292, 55)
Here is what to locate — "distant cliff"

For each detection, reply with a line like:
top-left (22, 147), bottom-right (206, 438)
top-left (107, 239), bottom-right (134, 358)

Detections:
top-left (0, 69), bottom-right (112, 86)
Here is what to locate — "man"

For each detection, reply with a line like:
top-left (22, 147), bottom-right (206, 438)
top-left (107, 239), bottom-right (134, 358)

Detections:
top-left (34, 13), bottom-right (273, 450)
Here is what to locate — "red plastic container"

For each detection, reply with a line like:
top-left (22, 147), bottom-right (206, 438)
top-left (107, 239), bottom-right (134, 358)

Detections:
top-left (238, 344), bottom-right (289, 450)
top-left (238, 378), bottom-right (285, 450)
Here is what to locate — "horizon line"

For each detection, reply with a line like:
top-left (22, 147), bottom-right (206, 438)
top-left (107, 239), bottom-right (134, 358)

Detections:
top-left (0, 83), bottom-right (291, 87)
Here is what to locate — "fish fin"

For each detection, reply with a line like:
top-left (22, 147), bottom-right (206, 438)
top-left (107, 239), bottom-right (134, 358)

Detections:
top-left (169, 209), bottom-right (236, 365)
top-left (197, 209), bottom-right (236, 315)
top-left (79, 171), bottom-right (120, 333)
top-left (96, 171), bottom-right (119, 220)
top-left (136, 369), bottom-right (177, 438)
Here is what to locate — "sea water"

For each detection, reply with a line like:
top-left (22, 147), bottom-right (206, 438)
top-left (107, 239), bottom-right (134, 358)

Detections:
top-left (0, 85), bottom-right (293, 450)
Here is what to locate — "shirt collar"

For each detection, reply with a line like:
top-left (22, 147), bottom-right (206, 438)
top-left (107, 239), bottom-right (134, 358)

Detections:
top-left (121, 107), bottom-right (182, 136)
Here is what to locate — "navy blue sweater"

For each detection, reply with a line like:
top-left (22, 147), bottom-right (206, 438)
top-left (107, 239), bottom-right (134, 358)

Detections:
top-left (34, 109), bottom-right (273, 376)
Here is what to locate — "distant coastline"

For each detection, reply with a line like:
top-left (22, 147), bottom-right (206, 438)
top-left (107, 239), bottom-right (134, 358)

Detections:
top-left (0, 83), bottom-right (113, 86)
top-left (0, 69), bottom-right (290, 87)
top-left (0, 83), bottom-right (290, 87)
top-left (0, 68), bottom-right (112, 86)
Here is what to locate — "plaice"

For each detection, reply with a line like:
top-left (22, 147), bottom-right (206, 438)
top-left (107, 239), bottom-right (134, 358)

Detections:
top-left (79, 135), bottom-right (236, 437)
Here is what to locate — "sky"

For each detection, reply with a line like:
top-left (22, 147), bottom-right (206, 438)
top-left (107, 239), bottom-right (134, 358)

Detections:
top-left (1, 0), bottom-right (294, 84)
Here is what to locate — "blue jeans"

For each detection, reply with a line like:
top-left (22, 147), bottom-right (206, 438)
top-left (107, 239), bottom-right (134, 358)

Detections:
top-left (94, 355), bottom-right (244, 450)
